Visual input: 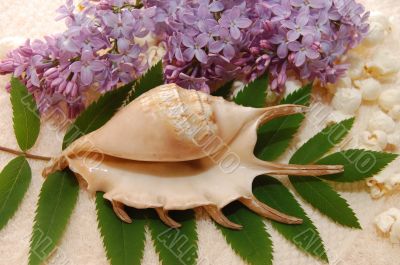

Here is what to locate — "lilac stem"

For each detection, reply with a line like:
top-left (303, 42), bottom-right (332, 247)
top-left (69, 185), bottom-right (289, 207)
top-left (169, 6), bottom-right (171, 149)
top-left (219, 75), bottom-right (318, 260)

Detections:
top-left (0, 146), bottom-right (51, 161)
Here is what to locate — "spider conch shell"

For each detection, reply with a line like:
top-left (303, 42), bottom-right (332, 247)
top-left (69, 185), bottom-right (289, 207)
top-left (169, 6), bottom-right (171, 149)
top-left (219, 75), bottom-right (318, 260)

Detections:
top-left (43, 84), bottom-right (343, 229)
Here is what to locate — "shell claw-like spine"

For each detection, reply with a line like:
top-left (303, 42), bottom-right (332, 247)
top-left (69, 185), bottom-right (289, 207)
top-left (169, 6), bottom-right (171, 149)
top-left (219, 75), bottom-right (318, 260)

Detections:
top-left (112, 200), bottom-right (132, 224)
top-left (266, 163), bottom-right (344, 176)
top-left (239, 197), bottom-right (303, 225)
top-left (156, 208), bottom-right (182, 228)
top-left (203, 205), bottom-right (243, 230)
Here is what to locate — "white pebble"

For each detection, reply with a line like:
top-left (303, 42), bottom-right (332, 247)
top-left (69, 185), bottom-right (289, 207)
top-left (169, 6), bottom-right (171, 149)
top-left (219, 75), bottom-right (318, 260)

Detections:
top-left (364, 13), bottom-right (391, 46)
top-left (386, 208), bottom-right (400, 219)
top-left (146, 45), bottom-right (166, 67)
top-left (354, 78), bottom-right (381, 101)
top-left (331, 88), bottom-right (362, 114)
top-left (379, 89), bottom-right (400, 112)
top-left (368, 111), bottom-right (396, 133)
top-left (388, 105), bottom-right (400, 120)
top-left (347, 54), bottom-right (366, 79)
top-left (364, 23), bottom-right (386, 46)
top-left (361, 130), bottom-right (388, 150)
top-left (366, 49), bottom-right (400, 77)
top-left (370, 12), bottom-right (392, 29)
top-left (375, 212), bottom-right (396, 233)
top-left (388, 174), bottom-right (400, 187)
top-left (327, 76), bottom-right (352, 94)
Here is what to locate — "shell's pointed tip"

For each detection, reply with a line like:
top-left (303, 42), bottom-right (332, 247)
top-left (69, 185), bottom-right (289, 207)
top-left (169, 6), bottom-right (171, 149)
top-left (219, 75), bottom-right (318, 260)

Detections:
top-left (229, 222), bottom-right (243, 230)
top-left (331, 164), bottom-right (344, 171)
top-left (239, 197), bottom-right (302, 225)
top-left (289, 217), bottom-right (303, 225)
top-left (171, 223), bottom-right (182, 229)
top-left (299, 105), bottom-right (309, 113)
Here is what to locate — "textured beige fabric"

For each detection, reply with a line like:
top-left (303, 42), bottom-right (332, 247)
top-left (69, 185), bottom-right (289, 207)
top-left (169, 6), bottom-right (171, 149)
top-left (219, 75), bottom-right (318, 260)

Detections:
top-left (0, 1), bottom-right (399, 265)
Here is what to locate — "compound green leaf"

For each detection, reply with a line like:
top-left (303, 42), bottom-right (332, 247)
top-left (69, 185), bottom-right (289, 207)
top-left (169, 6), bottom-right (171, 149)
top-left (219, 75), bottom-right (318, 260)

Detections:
top-left (96, 193), bottom-right (146, 265)
top-left (148, 210), bottom-right (198, 265)
top-left (0, 156), bottom-right (31, 230)
top-left (253, 175), bottom-right (328, 262)
top-left (29, 170), bottom-right (79, 265)
top-left (234, 75), bottom-right (268, 108)
top-left (218, 203), bottom-right (273, 265)
top-left (317, 150), bottom-right (398, 182)
top-left (10, 77), bottom-right (40, 151)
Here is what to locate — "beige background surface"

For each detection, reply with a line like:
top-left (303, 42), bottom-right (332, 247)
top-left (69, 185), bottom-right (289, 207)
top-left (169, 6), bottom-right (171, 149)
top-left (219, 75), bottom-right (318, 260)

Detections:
top-left (0, 1), bottom-right (399, 265)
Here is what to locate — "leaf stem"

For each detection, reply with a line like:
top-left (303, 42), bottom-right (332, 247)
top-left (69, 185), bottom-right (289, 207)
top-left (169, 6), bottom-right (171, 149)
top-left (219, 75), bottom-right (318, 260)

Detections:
top-left (0, 146), bottom-right (51, 161)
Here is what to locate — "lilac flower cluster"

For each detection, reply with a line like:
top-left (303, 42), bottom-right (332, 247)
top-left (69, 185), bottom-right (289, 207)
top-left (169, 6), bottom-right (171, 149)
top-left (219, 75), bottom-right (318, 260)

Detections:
top-left (0, 0), bottom-right (156, 117)
top-left (0, 0), bottom-right (369, 116)
top-left (146, 0), bottom-right (369, 92)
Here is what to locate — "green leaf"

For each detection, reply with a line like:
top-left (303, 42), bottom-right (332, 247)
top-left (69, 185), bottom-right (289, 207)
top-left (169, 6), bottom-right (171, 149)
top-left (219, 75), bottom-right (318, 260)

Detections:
top-left (218, 203), bottom-right (273, 265)
top-left (127, 61), bottom-right (163, 103)
top-left (29, 170), bottom-right (79, 265)
top-left (10, 77), bottom-right (40, 151)
top-left (280, 83), bottom-right (312, 105)
top-left (234, 74), bottom-right (268, 108)
top-left (212, 80), bottom-right (233, 99)
top-left (95, 193), bottom-right (146, 265)
top-left (62, 83), bottom-right (132, 149)
top-left (289, 177), bottom-right (360, 228)
top-left (290, 118), bottom-right (354, 164)
top-left (253, 175), bottom-right (328, 262)
top-left (288, 118), bottom-right (359, 228)
top-left (148, 210), bottom-right (198, 265)
top-left (255, 84), bottom-right (312, 161)
top-left (0, 156), bottom-right (31, 230)
top-left (317, 149), bottom-right (398, 182)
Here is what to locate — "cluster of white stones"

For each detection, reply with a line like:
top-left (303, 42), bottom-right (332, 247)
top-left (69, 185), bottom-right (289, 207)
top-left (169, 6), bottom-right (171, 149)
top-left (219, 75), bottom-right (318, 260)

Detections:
top-left (325, 13), bottom-right (400, 198)
top-left (375, 208), bottom-right (400, 244)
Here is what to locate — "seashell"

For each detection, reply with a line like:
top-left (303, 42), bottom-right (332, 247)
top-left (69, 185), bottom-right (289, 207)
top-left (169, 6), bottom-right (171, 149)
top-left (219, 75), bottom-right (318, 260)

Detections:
top-left (43, 84), bottom-right (343, 229)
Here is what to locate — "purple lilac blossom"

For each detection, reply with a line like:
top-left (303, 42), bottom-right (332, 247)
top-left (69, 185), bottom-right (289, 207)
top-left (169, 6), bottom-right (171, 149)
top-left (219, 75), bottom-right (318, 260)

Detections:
top-left (0, 0), bottom-right (153, 117)
top-left (145, 0), bottom-right (369, 93)
top-left (0, 0), bottom-right (370, 117)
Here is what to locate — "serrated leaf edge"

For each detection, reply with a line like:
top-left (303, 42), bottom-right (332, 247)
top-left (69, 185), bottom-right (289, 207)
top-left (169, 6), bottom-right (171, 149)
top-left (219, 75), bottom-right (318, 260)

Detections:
top-left (0, 156), bottom-right (31, 230)
top-left (10, 77), bottom-right (40, 151)
top-left (290, 177), bottom-right (361, 229)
